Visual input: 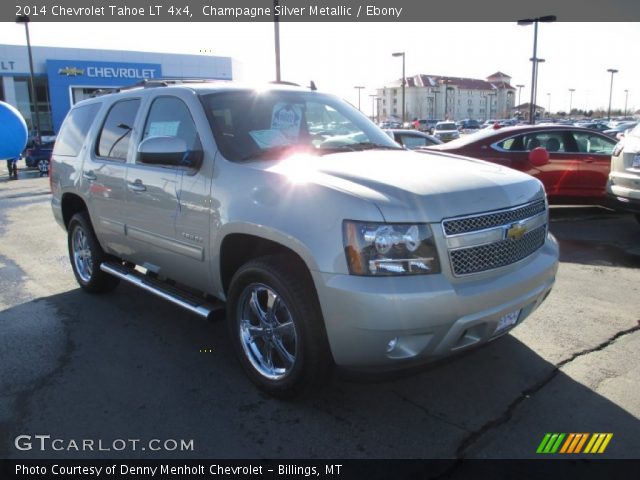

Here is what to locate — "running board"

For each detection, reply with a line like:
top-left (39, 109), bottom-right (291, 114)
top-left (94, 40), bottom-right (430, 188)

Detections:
top-left (100, 262), bottom-right (224, 320)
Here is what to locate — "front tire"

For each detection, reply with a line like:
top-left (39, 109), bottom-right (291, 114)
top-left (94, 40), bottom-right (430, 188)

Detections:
top-left (68, 212), bottom-right (119, 293)
top-left (227, 255), bottom-right (332, 398)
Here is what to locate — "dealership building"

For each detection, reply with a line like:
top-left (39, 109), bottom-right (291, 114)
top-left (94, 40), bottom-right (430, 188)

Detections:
top-left (0, 44), bottom-right (237, 134)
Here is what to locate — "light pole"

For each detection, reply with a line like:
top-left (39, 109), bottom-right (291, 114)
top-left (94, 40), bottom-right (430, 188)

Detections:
top-left (607, 68), bottom-right (618, 121)
top-left (16, 15), bottom-right (40, 142)
top-left (392, 52), bottom-right (405, 123)
top-left (624, 89), bottom-right (629, 117)
top-left (518, 15), bottom-right (556, 124)
top-left (354, 86), bottom-right (365, 111)
top-left (516, 84), bottom-right (524, 107)
top-left (546, 93), bottom-right (551, 117)
top-left (568, 88), bottom-right (575, 115)
top-left (369, 94), bottom-right (377, 121)
top-left (530, 57), bottom-right (545, 121)
top-left (273, 1), bottom-right (281, 82)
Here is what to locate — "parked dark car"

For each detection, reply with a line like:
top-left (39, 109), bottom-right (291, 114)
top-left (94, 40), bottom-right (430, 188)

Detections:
top-left (603, 122), bottom-right (637, 139)
top-left (386, 129), bottom-right (443, 149)
top-left (457, 119), bottom-right (481, 131)
top-left (24, 141), bottom-right (54, 171)
top-left (423, 125), bottom-right (618, 204)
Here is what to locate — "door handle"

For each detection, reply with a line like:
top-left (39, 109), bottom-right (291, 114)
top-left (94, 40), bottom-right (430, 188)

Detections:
top-left (127, 180), bottom-right (146, 192)
top-left (82, 171), bottom-right (97, 181)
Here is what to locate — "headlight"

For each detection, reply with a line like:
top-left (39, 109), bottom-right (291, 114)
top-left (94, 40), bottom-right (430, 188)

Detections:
top-left (342, 221), bottom-right (440, 276)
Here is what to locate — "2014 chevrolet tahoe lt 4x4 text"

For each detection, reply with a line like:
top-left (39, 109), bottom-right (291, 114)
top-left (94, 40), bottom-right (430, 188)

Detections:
top-left (50, 80), bottom-right (559, 397)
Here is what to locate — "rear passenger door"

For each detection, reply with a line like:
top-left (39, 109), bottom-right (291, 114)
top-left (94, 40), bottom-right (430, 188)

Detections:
top-left (568, 131), bottom-right (616, 198)
top-left (83, 98), bottom-right (141, 255)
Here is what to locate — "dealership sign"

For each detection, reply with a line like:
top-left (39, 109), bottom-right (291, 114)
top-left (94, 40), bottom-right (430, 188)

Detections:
top-left (46, 59), bottom-right (162, 131)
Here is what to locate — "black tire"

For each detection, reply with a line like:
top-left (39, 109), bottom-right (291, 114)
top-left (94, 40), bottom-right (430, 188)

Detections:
top-left (67, 212), bottom-right (119, 293)
top-left (227, 254), bottom-right (332, 398)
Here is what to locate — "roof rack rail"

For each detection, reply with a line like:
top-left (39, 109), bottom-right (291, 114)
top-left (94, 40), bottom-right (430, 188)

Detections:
top-left (269, 80), bottom-right (318, 90)
top-left (116, 78), bottom-right (226, 92)
top-left (269, 80), bottom-right (301, 87)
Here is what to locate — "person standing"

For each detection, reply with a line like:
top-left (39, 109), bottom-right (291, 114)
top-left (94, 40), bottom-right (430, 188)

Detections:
top-left (6, 157), bottom-right (18, 180)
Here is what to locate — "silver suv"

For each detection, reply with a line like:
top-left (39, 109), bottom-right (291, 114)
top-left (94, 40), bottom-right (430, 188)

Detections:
top-left (50, 80), bottom-right (559, 397)
top-left (607, 123), bottom-right (640, 223)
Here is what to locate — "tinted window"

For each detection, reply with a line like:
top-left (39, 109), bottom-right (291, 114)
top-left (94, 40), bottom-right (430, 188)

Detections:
top-left (437, 123), bottom-right (457, 130)
top-left (571, 132), bottom-right (616, 155)
top-left (141, 97), bottom-right (200, 162)
top-left (53, 103), bottom-right (101, 156)
top-left (97, 99), bottom-right (140, 160)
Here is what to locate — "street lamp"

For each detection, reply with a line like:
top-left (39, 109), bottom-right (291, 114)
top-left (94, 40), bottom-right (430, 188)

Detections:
top-left (516, 84), bottom-right (524, 106)
top-left (16, 15), bottom-right (40, 143)
top-left (607, 68), bottom-right (618, 121)
top-left (518, 15), bottom-right (556, 124)
top-left (568, 88), bottom-right (575, 115)
top-left (369, 94), bottom-right (377, 121)
top-left (624, 89), bottom-right (629, 117)
top-left (547, 93), bottom-right (551, 117)
top-left (530, 57), bottom-right (545, 121)
top-left (354, 86), bottom-right (365, 111)
top-left (273, 1), bottom-right (281, 82)
top-left (392, 52), bottom-right (405, 123)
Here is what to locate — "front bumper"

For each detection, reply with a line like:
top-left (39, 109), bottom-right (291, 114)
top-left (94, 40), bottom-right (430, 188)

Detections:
top-left (312, 233), bottom-right (558, 368)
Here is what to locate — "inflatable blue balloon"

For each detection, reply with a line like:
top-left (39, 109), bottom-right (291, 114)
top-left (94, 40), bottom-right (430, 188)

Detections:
top-left (0, 101), bottom-right (28, 159)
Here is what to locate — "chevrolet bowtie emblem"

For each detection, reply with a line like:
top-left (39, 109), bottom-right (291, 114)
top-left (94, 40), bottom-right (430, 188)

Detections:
top-left (506, 223), bottom-right (527, 240)
top-left (58, 67), bottom-right (85, 76)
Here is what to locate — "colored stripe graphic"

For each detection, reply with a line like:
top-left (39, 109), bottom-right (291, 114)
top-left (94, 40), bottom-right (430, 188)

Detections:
top-left (538, 433), bottom-right (613, 454)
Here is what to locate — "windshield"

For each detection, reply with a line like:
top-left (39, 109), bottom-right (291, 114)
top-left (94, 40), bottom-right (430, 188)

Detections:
top-left (436, 123), bottom-right (457, 130)
top-left (201, 90), bottom-right (401, 162)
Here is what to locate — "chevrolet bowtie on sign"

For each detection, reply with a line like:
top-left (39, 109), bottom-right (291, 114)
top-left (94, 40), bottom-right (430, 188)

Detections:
top-left (58, 67), bottom-right (85, 77)
top-left (536, 433), bottom-right (613, 454)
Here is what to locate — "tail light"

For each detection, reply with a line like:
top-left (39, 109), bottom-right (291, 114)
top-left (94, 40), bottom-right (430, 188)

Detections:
top-left (26, 148), bottom-right (33, 157)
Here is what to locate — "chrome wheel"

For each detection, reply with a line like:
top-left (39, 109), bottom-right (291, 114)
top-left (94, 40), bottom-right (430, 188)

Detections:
top-left (72, 227), bottom-right (93, 283)
top-left (238, 283), bottom-right (298, 380)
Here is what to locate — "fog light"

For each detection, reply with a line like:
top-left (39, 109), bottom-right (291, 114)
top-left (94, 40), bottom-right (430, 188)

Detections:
top-left (386, 337), bottom-right (398, 353)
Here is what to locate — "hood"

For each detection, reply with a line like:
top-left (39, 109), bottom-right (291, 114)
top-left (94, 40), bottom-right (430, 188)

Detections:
top-left (265, 149), bottom-right (545, 223)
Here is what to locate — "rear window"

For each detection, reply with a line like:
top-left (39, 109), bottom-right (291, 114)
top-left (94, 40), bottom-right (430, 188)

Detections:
top-left (53, 103), bottom-right (101, 157)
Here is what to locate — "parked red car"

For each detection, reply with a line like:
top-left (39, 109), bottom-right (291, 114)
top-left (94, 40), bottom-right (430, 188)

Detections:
top-left (424, 125), bottom-right (618, 204)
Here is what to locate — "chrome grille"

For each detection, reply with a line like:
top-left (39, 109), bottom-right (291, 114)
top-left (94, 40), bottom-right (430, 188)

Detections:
top-left (450, 226), bottom-right (546, 276)
top-left (443, 200), bottom-right (546, 236)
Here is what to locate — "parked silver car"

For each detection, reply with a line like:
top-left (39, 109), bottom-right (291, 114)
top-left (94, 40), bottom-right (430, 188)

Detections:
top-left (607, 123), bottom-right (640, 223)
top-left (50, 80), bottom-right (558, 397)
top-left (433, 121), bottom-right (461, 142)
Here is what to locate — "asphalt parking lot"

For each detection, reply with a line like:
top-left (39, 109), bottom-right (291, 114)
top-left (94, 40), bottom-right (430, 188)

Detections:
top-left (1, 167), bottom-right (639, 459)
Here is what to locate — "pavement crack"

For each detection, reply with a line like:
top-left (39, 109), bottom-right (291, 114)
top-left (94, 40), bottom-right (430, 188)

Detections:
top-left (454, 322), bottom-right (640, 459)
top-left (393, 391), bottom-right (471, 433)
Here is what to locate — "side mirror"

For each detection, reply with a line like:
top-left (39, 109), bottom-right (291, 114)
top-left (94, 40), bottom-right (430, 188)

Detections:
top-left (138, 136), bottom-right (203, 169)
top-left (529, 146), bottom-right (549, 167)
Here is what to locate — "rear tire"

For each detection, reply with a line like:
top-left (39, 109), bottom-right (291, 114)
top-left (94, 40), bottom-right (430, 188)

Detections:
top-left (227, 254), bottom-right (332, 398)
top-left (68, 212), bottom-right (119, 293)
